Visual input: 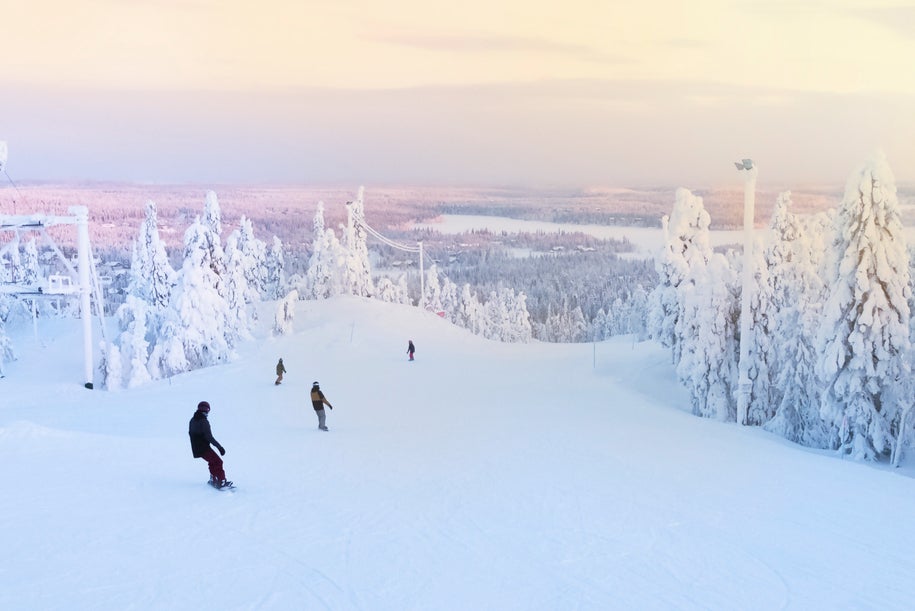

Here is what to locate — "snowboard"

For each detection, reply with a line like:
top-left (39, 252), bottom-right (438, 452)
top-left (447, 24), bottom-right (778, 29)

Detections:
top-left (208, 480), bottom-right (236, 492)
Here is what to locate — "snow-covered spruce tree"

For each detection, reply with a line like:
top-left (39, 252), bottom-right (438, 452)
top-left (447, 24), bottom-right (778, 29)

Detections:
top-left (109, 200), bottom-right (176, 386)
top-left (647, 188), bottom-right (713, 364)
top-left (304, 202), bottom-right (345, 300)
top-left (340, 187), bottom-right (374, 298)
top-left (201, 191), bottom-right (227, 292)
top-left (456, 283), bottom-right (487, 336)
top-left (375, 277), bottom-right (400, 303)
top-left (537, 301), bottom-right (587, 343)
top-left (764, 195), bottom-right (830, 446)
top-left (127, 200), bottom-right (175, 310)
top-left (484, 287), bottom-right (533, 342)
top-left (816, 153), bottom-right (911, 460)
top-left (233, 216), bottom-right (267, 304)
top-left (154, 218), bottom-right (233, 376)
top-left (396, 275), bottom-right (412, 306)
top-left (440, 275), bottom-right (460, 323)
top-left (375, 275), bottom-right (411, 305)
top-left (116, 295), bottom-right (153, 388)
top-left (626, 284), bottom-right (650, 340)
top-left (274, 289), bottom-right (299, 335)
top-left (676, 253), bottom-right (740, 421)
top-left (100, 341), bottom-right (123, 392)
top-left (0, 295), bottom-right (15, 375)
top-left (744, 237), bottom-right (776, 426)
top-left (265, 236), bottom-right (286, 301)
top-left (223, 233), bottom-right (253, 340)
top-left (424, 264), bottom-right (444, 312)
top-left (908, 245), bottom-right (915, 344)
top-left (20, 238), bottom-right (40, 287)
top-left (504, 289), bottom-right (533, 343)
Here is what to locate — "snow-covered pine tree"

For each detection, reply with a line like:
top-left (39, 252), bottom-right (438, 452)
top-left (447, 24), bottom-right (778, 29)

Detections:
top-left (440, 275), bottom-right (460, 322)
top-left (424, 265), bottom-right (444, 313)
top-left (201, 191), bottom-right (227, 292)
top-left (505, 289), bottom-right (533, 343)
top-left (158, 218), bottom-right (233, 374)
top-left (116, 295), bottom-right (153, 388)
top-left (0, 295), bottom-right (14, 376)
top-left (20, 238), bottom-right (40, 287)
top-left (304, 202), bottom-right (346, 300)
top-left (764, 195), bottom-right (830, 446)
top-left (396, 275), bottom-right (412, 306)
top-left (100, 341), bottom-right (123, 391)
top-left (455, 283), bottom-right (486, 336)
top-left (625, 284), bottom-right (649, 340)
top-left (223, 232), bottom-right (253, 340)
top-left (274, 289), bottom-right (299, 335)
top-left (265, 236), bottom-right (286, 301)
top-left (127, 200), bottom-right (175, 310)
top-left (341, 187), bottom-right (374, 298)
top-left (647, 188), bottom-right (713, 364)
top-left (375, 276), bottom-right (410, 305)
top-left (7, 234), bottom-right (23, 284)
top-left (816, 153), bottom-right (911, 460)
top-left (112, 200), bottom-right (176, 385)
top-left (233, 216), bottom-right (267, 303)
top-left (676, 253), bottom-right (740, 421)
top-left (744, 237), bottom-right (776, 426)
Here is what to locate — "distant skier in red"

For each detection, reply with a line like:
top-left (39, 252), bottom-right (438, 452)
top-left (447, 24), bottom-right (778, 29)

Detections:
top-left (188, 401), bottom-right (233, 489)
top-left (407, 340), bottom-right (415, 361)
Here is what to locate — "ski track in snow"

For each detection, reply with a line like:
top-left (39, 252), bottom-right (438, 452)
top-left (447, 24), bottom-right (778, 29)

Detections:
top-left (4, 297), bottom-right (915, 609)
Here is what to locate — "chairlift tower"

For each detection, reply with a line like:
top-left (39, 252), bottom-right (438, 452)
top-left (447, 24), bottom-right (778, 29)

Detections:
top-left (734, 158), bottom-right (757, 425)
top-left (0, 206), bottom-right (107, 389)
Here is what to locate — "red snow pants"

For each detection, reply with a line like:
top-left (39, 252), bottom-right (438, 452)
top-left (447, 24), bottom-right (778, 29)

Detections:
top-left (199, 448), bottom-right (226, 482)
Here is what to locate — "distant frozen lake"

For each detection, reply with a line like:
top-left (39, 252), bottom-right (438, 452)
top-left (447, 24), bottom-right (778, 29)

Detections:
top-left (415, 215), bottom-right (748, 257)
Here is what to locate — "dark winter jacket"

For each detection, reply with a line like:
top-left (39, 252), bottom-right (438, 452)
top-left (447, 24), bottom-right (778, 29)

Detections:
top-left (188, 411), bottom-right (223, 458)
top-left (276, 360), bottom-right (286, 375)
top-left (310, 386), bottom-right (333, 411)
top-left (407, 341), bottom-right (415, 355)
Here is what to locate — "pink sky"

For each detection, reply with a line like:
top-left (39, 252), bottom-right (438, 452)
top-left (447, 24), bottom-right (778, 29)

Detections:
top-left (1, 0), bottom-right (913, 187)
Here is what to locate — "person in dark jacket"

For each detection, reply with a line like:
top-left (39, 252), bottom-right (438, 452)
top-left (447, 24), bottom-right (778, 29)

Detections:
top-left (310, 382), bottom-right (333, 431)
top-left (275, 358), bottom-right (286, 385)
top-left (407, 340), bottom-right (415, 361)
top-left (188, 401), bottom-right (232, 488)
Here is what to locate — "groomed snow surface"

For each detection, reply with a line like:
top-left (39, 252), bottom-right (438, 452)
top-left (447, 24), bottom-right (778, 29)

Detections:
top-left (3, 297), bottom-right (915, 610)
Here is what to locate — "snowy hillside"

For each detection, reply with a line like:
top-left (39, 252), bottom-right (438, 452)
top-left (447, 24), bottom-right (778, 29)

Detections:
top-left (3, 297), bottom-right (915, 610)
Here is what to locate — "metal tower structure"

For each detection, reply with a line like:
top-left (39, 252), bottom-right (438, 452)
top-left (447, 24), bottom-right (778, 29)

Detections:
top-left (0, 206), bottom-right (107, 388)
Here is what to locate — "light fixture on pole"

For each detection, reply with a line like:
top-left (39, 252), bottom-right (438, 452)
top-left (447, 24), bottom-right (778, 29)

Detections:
top-left (735, 158), bottom-right (757, 425)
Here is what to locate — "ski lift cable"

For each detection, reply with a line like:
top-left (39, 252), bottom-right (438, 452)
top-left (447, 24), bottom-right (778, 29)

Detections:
top-left (2, 168), bottom-right (25, 204)
top-left (356, 218), bottom-right (421, 253)
top-left (361, 222), bottom-right (420, 252)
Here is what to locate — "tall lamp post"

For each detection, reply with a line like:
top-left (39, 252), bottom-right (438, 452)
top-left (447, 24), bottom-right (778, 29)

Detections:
top-left (734, 158), bottom-right (757, 425)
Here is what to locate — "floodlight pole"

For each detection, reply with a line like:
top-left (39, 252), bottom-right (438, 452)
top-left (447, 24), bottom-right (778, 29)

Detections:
top-left (72, 206), bottom-right (94, 389)
top-left (735, 160), bottom-right (757, 425)
top-left (418, 241), bottom-right (425, 308)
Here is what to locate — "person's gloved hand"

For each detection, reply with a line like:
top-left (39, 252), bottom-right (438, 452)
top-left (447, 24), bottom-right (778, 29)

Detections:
top-left (217, 445), bottom-right (226, 456)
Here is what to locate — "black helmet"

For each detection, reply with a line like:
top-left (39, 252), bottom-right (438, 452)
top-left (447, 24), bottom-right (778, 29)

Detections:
top-left (197, 401), bottom-right (211, 413)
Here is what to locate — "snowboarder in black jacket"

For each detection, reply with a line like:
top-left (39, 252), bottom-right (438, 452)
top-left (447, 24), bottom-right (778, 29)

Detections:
top-left (188, 401), bottom-right (232, 489)
top-left (407, 340), bottom-right (415, 361)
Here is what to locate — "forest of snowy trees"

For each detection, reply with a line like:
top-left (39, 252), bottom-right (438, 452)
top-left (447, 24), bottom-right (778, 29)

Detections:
top-left (648, 152), bottom-right (914, 462)
top-left (2, 153), bottom-right (915, 463)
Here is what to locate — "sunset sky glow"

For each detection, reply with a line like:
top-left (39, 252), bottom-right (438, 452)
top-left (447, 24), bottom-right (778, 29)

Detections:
top-left (2, 0), bottom-right (914, 186)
